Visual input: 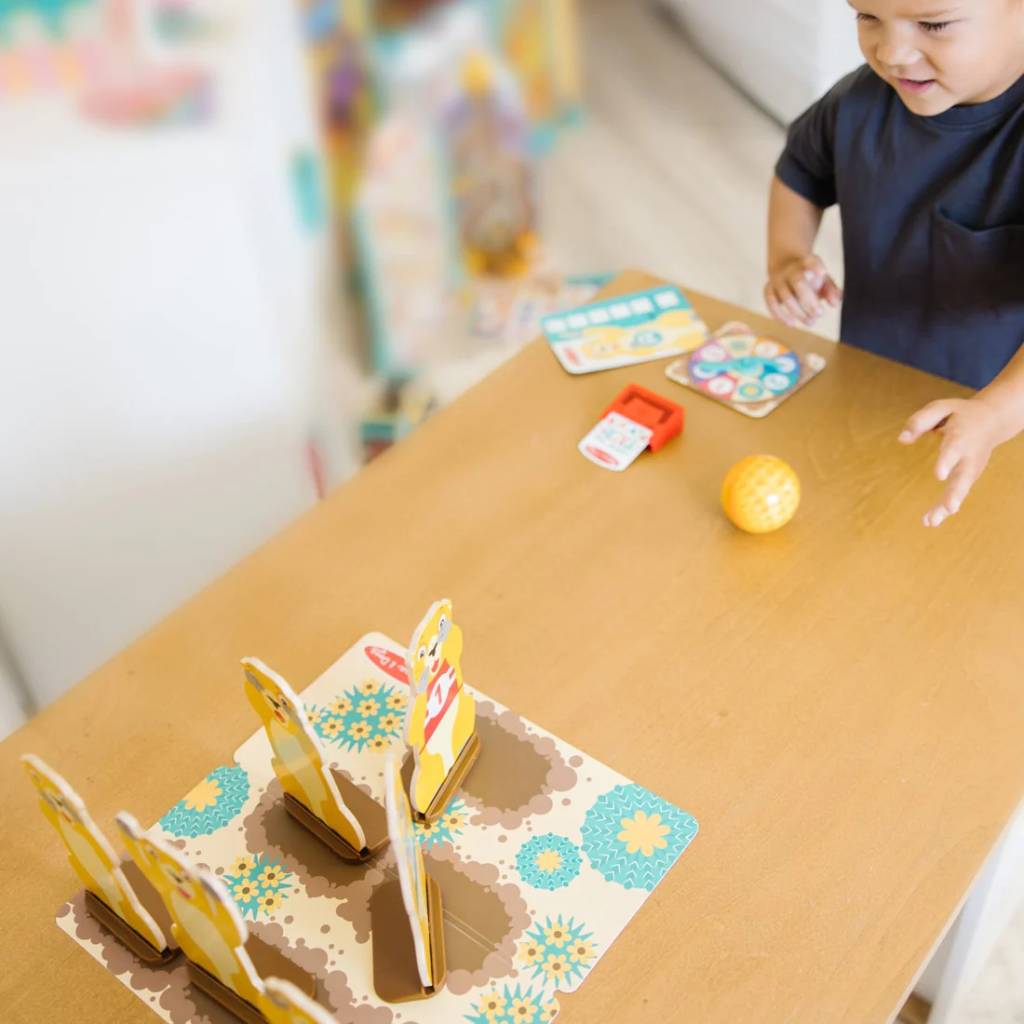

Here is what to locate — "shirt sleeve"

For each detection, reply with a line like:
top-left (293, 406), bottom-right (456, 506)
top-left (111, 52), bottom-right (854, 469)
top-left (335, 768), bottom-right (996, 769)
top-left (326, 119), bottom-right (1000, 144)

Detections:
top-left (774, 85), bottom-right (841, 209)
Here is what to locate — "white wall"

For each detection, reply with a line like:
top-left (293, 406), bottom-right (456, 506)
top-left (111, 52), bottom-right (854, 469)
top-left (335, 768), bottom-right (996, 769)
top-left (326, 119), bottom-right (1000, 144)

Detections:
top-left (0, 0), bottom-right (356, 727)
top-left (662, 0), bottom-right (864, 123)
top-left (0, 634), bottom-right (28, 735)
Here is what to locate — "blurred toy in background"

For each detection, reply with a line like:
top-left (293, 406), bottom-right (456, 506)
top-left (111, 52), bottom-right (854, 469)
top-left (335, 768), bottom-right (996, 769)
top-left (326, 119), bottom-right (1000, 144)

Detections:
top-left (301, 0), bottom-right (375, 220)
top-left (0, 0), bottom-right (95, 42)
top-left (79, 0), bottom-right (212, 125)
top-left (467, 269), bottom-right (612, 349)
top-left (350, 3), bottom-right (495, 373)
top-left (489, 0), bottom-right (582, 153)
top-left (0, 0), bottom-right (104, 96)
top-left (80, 62), bottom-right (211, 124)
top-left (151, 0), bottom-right (217, 43)
top-left (353, 108), bottom-right (458, 373)
top-left (373, 0), bottom-right (447, 33)
top-left (302, 0), bottom-right (582, 457)
top-left (444, 50), bottom-right (537, 277)
top-left (0, 0), bottom-right (212, 124)
top-left (499, 1), bottom-right (552, 138)
top-left (360, 376), bottom-right (436, 462)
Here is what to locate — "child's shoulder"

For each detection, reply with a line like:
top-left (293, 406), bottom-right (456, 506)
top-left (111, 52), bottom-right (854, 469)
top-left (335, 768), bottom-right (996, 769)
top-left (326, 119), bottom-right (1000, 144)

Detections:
top-left (790, 65), bottom-right (893, 147)
top-left (816, 64), bottom-right (888, 115)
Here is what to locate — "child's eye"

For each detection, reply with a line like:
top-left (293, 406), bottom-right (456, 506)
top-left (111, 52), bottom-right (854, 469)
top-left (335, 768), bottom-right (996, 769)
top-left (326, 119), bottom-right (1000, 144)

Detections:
top-left (918, 20), bottom-right (952, 32)
top-left (855, 12), bottom-right (878, 24)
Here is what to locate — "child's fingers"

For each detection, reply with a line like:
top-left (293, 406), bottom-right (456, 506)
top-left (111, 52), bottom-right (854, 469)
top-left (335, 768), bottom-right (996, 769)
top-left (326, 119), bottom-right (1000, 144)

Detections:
top-left (770, 280), bottom-right (804, 323)
top-left (898, 400), bottom-right (956, 444)
top-left (789, 274), bottom-right (824, 321)
top-left (764, 286), bottom-right (797, 327)
top-left (776, 280), bottom-right (815, 325)
top-left (923, 459), bottom-right (976, 526)
top-left (802, 254), bottom-right (829, 284)
top-left (767, 281), bottom-right (803, 325)
top-left (801, 255), bottom-right (843, 306)
top-left (771, 301), bottom-right (797, 328)
top-left (822, 276), bottom-right (843, 306)
top-left (934, 430), bottom-right (965, 482)
top-left (942, 459), bottom-right (977, 515)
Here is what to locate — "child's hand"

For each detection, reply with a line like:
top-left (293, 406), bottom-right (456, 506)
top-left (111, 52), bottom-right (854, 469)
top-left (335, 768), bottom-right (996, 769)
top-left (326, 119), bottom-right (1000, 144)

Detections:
top-left (898, 397), bottom-right (1003, 527)
top-left (764, 255), bottom-right (842, 328)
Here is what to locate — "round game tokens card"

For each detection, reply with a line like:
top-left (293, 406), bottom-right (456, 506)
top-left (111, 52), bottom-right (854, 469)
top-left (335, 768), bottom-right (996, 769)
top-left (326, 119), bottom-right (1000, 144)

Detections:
top-left (664, 321), bottom-right (827, 418)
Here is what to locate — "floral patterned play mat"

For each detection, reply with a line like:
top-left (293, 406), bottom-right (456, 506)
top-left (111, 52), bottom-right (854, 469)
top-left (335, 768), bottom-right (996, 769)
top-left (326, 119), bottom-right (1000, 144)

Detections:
top-left (57, 632), bottom-right (699, 1023)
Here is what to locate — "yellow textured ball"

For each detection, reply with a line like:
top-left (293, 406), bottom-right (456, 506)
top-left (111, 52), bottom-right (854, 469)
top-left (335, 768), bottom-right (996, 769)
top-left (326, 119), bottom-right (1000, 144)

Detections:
top-left (721, 455), bottom-right (800, 534)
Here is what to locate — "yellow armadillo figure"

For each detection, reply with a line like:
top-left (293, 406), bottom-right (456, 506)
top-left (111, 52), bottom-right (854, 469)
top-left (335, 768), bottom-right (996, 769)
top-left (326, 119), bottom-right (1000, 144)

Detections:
top-left (116, 812), bottom-right (263, 1007)
top-left (406, 599), bottom-right (476, 816)
top-left (21, 754), bottom-right (166, 952)
top-left (261, 977), bottom-right (336, 1024)
top-left (242, 657), bottom-right (366, 852)
top-left (383, 755), bottom-right (434, 988)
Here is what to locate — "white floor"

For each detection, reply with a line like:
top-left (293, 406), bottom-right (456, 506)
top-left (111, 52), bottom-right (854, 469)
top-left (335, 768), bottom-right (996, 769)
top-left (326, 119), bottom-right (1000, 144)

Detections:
top-left (541, 0), bottom-right (844, 341)
top-left (958, 913), bottom-right (1024, 1022)
top-left (539, 1), bottom-right (1023, 1021)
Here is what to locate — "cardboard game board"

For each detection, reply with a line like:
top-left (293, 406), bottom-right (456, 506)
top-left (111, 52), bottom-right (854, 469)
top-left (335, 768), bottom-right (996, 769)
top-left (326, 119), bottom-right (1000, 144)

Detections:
top-left (543, 284), bottom-right (708, 374)
top-left (56, 633), bottom-right (698, 1024)
top-left (665, 321), bottom-right (826, 418)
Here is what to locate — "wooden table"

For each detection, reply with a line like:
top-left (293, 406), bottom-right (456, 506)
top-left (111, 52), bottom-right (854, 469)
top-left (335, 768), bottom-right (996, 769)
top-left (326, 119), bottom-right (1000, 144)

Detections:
top-left (4, 270), bottom-right (1024, 1023)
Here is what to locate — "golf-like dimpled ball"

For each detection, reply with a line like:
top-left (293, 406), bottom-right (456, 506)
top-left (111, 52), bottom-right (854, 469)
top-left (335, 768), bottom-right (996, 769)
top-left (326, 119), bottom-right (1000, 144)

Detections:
top-left (721, 455), bottom-right (800, 533)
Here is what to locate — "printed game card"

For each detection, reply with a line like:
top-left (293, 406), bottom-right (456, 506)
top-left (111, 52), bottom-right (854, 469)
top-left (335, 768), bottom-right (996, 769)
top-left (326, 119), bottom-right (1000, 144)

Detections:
top-left (578, 411), bottom-right (653, 471)
top-left (665, 320), bottom-right (826, 418)
top-left (543, 285), bottom-right (708, 375)
top-left (57, 631), bottom-right (700, 1024)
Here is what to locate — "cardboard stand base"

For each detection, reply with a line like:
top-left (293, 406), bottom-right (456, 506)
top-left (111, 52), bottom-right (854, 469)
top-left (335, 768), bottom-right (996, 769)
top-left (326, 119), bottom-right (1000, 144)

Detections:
top-left (186, 933), bottom-right (317, 1024)
top-left (404, 732), bottom-right (481, 825)
top-left (84, 889), bottom-right (176, 966)
top-left (283, 768), bottom-right (389, 862)
top-left (84, 858), bottom-right (178, 965)
top-left (369, 875), bottom-right (446, 1003)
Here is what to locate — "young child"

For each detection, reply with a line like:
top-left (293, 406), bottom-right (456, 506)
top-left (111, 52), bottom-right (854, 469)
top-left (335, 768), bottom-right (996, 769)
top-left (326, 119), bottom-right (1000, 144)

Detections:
top-left (766, 0), bottom-right (1024, 527)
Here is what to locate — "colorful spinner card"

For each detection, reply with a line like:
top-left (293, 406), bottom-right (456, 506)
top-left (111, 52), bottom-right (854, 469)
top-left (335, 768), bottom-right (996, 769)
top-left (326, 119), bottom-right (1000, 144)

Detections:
top-left (665, 321), bottom-right (826, 418)
top-left (543, 285), bottom-right (708, 374)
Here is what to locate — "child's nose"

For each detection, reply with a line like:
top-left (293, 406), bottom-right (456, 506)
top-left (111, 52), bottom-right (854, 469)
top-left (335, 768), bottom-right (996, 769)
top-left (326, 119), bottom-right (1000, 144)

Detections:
top-left (875, 28), bottom-right (920, 70)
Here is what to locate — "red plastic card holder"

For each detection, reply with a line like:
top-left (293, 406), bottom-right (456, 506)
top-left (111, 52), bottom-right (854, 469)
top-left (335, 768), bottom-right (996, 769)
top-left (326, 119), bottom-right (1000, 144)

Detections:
top-left (602, 384), bottom-right (684, 452)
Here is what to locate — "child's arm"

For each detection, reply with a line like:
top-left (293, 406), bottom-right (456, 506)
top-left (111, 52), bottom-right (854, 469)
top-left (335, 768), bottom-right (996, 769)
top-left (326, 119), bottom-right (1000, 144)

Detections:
top-left (899, 345), bottom-right (1024, 526)
top-left (765, 176), bottom-right (842, 328)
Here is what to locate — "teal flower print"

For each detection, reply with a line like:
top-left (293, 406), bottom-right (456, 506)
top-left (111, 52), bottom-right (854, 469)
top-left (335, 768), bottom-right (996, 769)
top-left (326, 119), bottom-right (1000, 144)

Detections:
top-left (222, 852), bottom-right (293, 920)
top-left (516, 834), bottom-right (581, 891)
top-left (308, 679), bottom-right (406, 753)
top-left (464, 981), bottom-right (558, 1023)
top-left (517, 916), bottom-right (596, 993)
top-left (581, 783), bottom-right (697, 891)
top-left (415, 797), bottom-right (467, 850)
top-left (159, 764), bottom-right (249, 838)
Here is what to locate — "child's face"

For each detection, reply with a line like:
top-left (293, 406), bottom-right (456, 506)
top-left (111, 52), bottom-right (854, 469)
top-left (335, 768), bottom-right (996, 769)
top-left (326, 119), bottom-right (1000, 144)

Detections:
top-left (851, 0), bottom-right (1024, 114)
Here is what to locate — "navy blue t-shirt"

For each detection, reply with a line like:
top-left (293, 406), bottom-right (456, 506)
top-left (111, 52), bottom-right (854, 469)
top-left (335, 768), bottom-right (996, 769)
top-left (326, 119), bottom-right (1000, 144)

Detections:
top-left (776, 65), bottom-right (1024, 389)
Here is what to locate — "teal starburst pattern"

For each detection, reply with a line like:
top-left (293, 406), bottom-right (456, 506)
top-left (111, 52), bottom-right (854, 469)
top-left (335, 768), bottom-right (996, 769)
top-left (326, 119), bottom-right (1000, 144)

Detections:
top-left (516, 916), bottom-right (596, 993)
top-left (221, 853), bottom-right (293, 920)
top-left (464, 981), bottom-right (558, 1023)
top-left (414, 797), bottom-right (468, 850)
top-left (308, 677), bottom-right (407, 753)
top-left (515, 834), bottom-right (581, 891)
top-left (580, 783), bottom-right (697, 891)
top-left (158, 764), bottom-right (250, 838)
